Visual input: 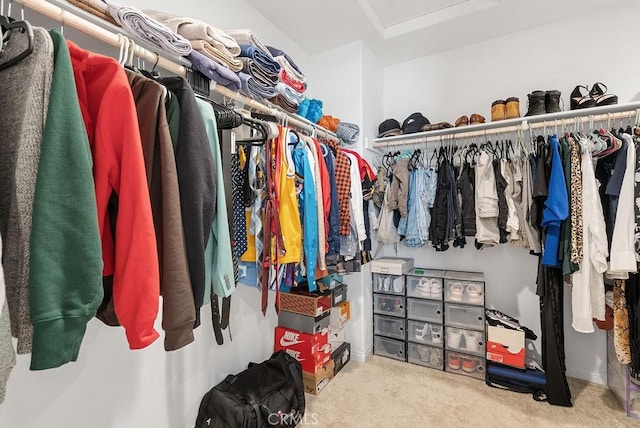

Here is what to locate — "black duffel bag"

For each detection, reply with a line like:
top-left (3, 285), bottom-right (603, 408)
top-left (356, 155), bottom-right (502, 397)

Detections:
top-left (195, 351), bottom-right (305, 428)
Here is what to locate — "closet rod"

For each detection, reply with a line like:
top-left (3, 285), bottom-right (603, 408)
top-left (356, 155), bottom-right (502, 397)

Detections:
top-left (12, 0), bottom-right (340, 143)
top-left (372, 101), bottom-right (640, 148)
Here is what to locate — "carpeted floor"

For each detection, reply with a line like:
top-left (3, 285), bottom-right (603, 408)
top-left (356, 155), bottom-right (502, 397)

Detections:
top-left (305, 356), bottom-right (637, 427)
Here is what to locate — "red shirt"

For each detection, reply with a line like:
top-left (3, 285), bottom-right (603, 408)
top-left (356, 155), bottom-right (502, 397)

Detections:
top-left (68, 41), bottom-right (159, 349)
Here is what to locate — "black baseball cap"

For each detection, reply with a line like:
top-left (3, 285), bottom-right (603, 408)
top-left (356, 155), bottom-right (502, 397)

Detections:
top-left (377, 119), bottom-right (402, 138)
top-left (402, 113), bottom-right (430, 134)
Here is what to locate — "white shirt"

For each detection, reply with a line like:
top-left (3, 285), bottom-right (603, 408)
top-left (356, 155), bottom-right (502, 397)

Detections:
top-left (571, 142), bottom-right (609, 333)
top-left (345, 152), bottom-right (367, 243)
top-left (607, 134), bottom-right (638, 278)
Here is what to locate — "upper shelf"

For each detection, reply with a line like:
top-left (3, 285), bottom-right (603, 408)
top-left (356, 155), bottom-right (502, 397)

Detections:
top-left (371, 101), bottom-right (640, 148)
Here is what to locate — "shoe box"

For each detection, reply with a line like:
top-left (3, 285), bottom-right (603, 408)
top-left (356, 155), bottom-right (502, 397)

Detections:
top-left (274, 326), bottom-right (329, 355)
top-left (486, 325), bottom-right (525, 369)
top-left (406, 268), bottom-right (446, 300)
top-left (303, 360), bottom-right (335, 395)
top-left (445, 350), bottom-right (485, 381)
top-left (370, 257), bottom-right (414, 276)
top-left (330, 301), bottom-right (350, 328)
top-left (443, 270), bottom-right (485, 305)
top-left (329, 325), bottom-right (346, 349)
top-left (280, 289), bottom-right (333, 317)
top-left (280, 343), bottom-right (332, 374)
top-left (407, 342), bottom-right (444, 370)
top-left (330, 283), bottom-right (348, 307)
top-left (331, 341), bottom-right (351, 376)
top-left (279, 310), bottom-right (330, 334)
top-left (318, 273), bottom-right (344, 290)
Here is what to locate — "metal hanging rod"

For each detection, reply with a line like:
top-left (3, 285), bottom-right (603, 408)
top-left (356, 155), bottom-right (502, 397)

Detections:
top-left (11, 0), bottom-right (339, 142)
top-left (371, 101), bottom-right (640, 149)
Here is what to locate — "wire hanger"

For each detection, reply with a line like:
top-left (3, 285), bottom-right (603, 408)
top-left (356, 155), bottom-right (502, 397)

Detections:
top-left (0, 13), bottom-right (33, 72)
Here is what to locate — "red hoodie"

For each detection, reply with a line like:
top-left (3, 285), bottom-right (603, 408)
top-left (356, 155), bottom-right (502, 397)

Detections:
top-left (67, 41), bottom-right (159, 349)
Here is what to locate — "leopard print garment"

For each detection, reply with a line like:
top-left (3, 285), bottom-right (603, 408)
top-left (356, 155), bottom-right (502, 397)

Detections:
top-left (569, 137), bottom-right (583, 264)
top-left (614, 279), bottom-right (631, 365)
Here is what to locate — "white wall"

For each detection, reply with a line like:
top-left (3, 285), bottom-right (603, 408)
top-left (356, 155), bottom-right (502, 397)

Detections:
top-left (381, 3), bottom-right (640, 384)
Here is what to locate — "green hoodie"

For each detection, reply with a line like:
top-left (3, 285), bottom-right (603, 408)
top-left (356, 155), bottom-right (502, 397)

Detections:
top-left (28, 30), bottom-right (103, 370)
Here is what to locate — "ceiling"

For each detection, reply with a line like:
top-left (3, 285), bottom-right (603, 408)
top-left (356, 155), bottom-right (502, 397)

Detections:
top-left (246, 0), bottom-right (628, 65)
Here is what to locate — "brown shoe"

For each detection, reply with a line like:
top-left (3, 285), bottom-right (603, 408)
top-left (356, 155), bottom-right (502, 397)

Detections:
top-left (455, 115), bottom-right (469, 127)
top-left (491, 100), bottom-right (506, 121)
top-left (505, 97), bottom-right (520, 119)
top-left (469, 113), bottom-right (485, 125)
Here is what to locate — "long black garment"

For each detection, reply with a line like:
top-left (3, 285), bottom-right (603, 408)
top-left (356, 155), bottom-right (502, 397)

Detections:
top-left (158, 77), bottom-right (216, 328)
top-left (627, 274), bottom-right (640, 378)
top-left (431, 157), bottom-right (451, 251)
top-left (493, 159), bottom-right (509, 244)
top-left (458, 162), bottom-right (476, 237)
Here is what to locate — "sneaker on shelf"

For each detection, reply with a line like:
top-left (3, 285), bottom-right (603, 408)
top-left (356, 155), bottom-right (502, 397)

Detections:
top-left (414, 323), bottom-right (430, 341)
top-left (415, 278), bottom-right (431, 297)
top-left (447, 328), bottom-right (463, 349)
top-left (392, 276), bottom-right (403, 293)
top-left (461, 356), bottom-right (479, 373)
top-left (429, 349), bottom-right (443, 367)
top-left (429, 279), bottom-right (443, 299)
top-left (383, 276), bottom-right (391, 292)
top-left (465, 283), bottom-right (483, 304)
top-left (416, 345), bottom-right (431, 363)
top-left (448, 282), bottom-right (464, 302)
top-left (431, 325), bottom-right (443, 345)
top-left (448, 353), bottom-right (461, 370)
top-left (462, 330), bottom-right (482, 353)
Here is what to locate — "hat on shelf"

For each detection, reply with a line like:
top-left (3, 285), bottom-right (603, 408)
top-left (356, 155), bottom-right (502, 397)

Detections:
top-left (377, 119), bottom-right (402, 138)
top-left (402, 112), bottom-right (430, 134)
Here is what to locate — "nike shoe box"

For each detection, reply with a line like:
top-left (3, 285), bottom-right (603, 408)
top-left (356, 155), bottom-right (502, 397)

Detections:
top-left (274, 326), bottom-right (329, 355)
top-left (370, 257), bottom-right (414, 276)
top-left (279, 310), bottom-right (330, 334)
top-left (331, 341), bottom-right (351, 376)
top-left (280, 345), bottom-right (332, 374)
top-left (330, 301), bottom-right (350, 328)
top-left (330, 283), bottom-right (348, 307)
top-left (486, 325), bottom-right (525, 369)
top-left (302, 360), bottom-right (334, 395)
top-left (280, 290), bottom-right (332, 317)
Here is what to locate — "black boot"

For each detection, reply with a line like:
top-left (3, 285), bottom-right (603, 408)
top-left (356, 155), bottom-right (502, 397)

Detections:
top-left (525, 90), bottom-right (546, 116)
top-left (545, 90), bottom-right (562, 113)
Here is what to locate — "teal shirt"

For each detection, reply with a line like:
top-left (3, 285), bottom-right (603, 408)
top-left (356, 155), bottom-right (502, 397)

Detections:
top-left (195, 98), bottom-right (235, 302)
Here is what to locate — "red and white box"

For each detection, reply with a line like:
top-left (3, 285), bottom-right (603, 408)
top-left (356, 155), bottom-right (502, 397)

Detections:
top-left (274, 326), bottom-right (332, 373)
top-left (486, 325), bottom-right (525, 369)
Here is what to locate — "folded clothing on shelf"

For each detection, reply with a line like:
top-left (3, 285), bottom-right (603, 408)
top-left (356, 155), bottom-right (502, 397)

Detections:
top-left (107, 4), bottom-right (192, 56)
top-left (239, 44), bottom-right (280, 74)
top-left (337, 122), bottom-right (359, 144)
top-left (188, 50), bottom-right (240, 91)
top-left (318, 115), bottom-right (340, 133)
top-left (144, 10), bottom-right (240, 56)
top-left (227, 29), bottom-right (273, 59)
top-left (270, 93), bottom-right (299, 114)
top-left (190, 40), bottom-right (242, 72)
top-left (275, 82), bottom-right (304, 105)
top-left (238, 71), bottom-right (276, 100)
top-left (268, 45), bottom-right (304, 76)
top-left (297, 98), bottom-right (323, 123)
top-left (241, 57), bottom-right (278, 86)
top-left (280, 69), bottom-right (305, 93)
top-left (68, 0), bottom-right (119, 26)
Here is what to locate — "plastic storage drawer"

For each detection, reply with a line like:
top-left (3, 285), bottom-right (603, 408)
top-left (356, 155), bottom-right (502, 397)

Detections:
top-left (444, 279), bottom-right (485, 305)
top-left (406, 275), bottom-right (443, 300)
top-left (445, 351), bottom-right (485, 381)
top-left (445, 303), bottom-right (485, 330)
top-left (407, 298), bottom-right (443, 323)
top-left (407, 320), bottom-right (444, 347)
top-left (372, 273), bottom-right (405, 295)
top-left (445, 327), bottom-right (485, 356)
top-left (373, 294), bottom-right (405, 317)
top-left (407, 343), bottom-right (444, 370)
top-left (374, 335), bottom-right (406, 361)
top-left (374, 314), bottom-right (406, 340)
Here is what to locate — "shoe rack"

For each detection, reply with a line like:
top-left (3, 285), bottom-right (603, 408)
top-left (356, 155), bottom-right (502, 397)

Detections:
top-left (405, 268), bottom-right (446, 370)
top-left (443, 271), bottom-right (486, 381)
top-left (608, 329), bottom-right (640, 421)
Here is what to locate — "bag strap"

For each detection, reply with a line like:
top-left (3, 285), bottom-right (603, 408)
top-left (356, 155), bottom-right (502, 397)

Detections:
top-left (275, 352), bottom-right (305, 415)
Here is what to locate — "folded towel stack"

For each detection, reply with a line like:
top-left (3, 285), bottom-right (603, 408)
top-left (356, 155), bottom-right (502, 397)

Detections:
top-left (238, 72), bottom-right (276, 100)
top-left (240, 57), bottom-right (278, 86)
top-left (145, 10), bottom-right (244, 88)
top-left (270, 94), bottom-right (299, 114)
top-left (68, 0), bottom-right (119, 26)
top-left (275, 82), bottom-right (304, 105)
top-left (337, 122), bottom-right (360, 144)
top-left (107, 4), bottom-right (192, 56)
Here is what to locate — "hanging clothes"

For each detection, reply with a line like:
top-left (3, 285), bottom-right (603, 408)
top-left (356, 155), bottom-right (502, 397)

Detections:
top-left (276, 128), bottom-right (303, 264)
top-left (0, 236), bottom-right (15, 404)
top-left (327, 139), bottom-right (351, 236)
top-left (474, 152), bottom-right (500, 247)
top-left (458, 162), bottom-right (476, 237)
top-left (323, 144), bottom-right (341, 258)
top-left (541, 135), bottom-right (569, 268)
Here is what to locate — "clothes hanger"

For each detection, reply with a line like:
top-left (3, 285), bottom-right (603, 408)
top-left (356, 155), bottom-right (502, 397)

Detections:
top-left (0, 14), bottom-right (33, 72)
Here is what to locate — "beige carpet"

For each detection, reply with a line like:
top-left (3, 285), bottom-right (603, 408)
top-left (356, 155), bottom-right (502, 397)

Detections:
top-left (305, 356), bottom-right (637, 427)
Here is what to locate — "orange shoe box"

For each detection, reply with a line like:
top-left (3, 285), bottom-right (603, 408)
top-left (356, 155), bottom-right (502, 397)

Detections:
top-left (330, 301), bottom-right (350, 327)
top-left (486, 325), bottom-right (525, 369)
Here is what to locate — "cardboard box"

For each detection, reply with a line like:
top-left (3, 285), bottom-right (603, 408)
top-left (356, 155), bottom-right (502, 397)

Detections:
top-left (331, 283), bottom-right (348, 307)
top-left (279, 310), bottom-right (331, 334)
top-left (330, 301), bottom-right (350, 328)
top-left (280, 290), bottom-right (332, 317)
top-left (302, 360), bottom-right (334, 395)
top-left (486, 325), bottom-right (525, 369)
top-left (274, 326), bottom-right (329, 355)
top-left (279, 345), bottom-right (332, 373)
top-left (318, 273), bottom-right (344, 290)
top-left (328, 325), bottom-right (346, 348)
top-left (331, 342), bottom-right (351, 376)
top-left (370, 257), bottom-right (414, 275)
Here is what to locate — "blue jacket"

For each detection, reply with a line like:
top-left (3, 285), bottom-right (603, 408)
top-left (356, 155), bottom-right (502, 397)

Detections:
top-left (541, 135), bottom-right (569, 267)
